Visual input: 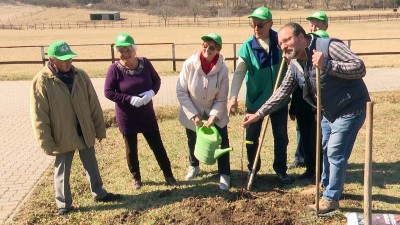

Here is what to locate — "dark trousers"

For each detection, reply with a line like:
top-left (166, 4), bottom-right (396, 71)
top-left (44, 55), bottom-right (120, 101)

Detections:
top-left (246, 106), bottom-right (289, 175)
top-left (123, 130), bottom-right (173, 181)
top-left (296, 112), bottom-right (320, 175)
top-left (186, 125), bottom-right (230, 175)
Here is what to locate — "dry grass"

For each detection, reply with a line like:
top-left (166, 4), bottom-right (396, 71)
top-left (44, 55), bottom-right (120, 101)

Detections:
top-left (11, 92), bottom-right (400, 225)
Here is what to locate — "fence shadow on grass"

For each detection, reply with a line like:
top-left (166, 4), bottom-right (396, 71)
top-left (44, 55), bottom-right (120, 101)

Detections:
top-left (346, 161), bottom-right (400, 187)
top-left (73, 169), bottom-right (301, 213)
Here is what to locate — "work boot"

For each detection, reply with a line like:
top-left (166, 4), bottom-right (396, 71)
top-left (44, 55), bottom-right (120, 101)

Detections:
top-left (185, 166), bottom-right (200, 180)
top-left (308, 198), bottom-right (339, 214)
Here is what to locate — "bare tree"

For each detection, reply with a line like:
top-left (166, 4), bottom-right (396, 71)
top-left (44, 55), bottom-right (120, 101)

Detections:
top-left (137, 0), bottom-right (149, 6)
top-left (154, 0), bottom-right (175, 26)
top-left (323, 0), bottom-right (330, 9)
top-left (188, 0), bottom-right (201, 22)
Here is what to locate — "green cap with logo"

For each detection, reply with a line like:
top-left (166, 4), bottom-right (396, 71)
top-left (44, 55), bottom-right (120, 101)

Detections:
top-left (201, 32), bottom-right (222, 47)
top-left (306, 11), bottom-right (328, 22)
top-left (310, 30), bottom-right (329, 38)
top-left (47, 41), bottom-right (77, 60)
top-left (248, 7), bottom-right (272, 20)
top-left (115, 33), bottom-right (135, 47)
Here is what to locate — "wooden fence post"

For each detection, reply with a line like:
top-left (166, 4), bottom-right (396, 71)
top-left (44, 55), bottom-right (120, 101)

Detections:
top-left (111, 44), bottom-right (115, 64)
top-left (41, 46), bottom-right (46, 66)
top-left (172, 43), bottom-right (176, 72)
top-left (233, 43), bottom-right (237, 70)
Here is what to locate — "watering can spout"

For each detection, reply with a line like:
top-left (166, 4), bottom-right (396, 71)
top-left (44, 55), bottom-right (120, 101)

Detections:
top-left (214, 148), bottom-right (233, 160)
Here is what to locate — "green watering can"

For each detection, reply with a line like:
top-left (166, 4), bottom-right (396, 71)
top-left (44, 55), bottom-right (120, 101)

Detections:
top-left (194, 125), bottom-right (232, 165)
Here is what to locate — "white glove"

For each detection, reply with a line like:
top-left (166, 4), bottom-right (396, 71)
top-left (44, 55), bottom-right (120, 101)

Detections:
top-left (130, 96), bottom-right (143, 107)
top-left (139, 89), bottom-right (155, 105)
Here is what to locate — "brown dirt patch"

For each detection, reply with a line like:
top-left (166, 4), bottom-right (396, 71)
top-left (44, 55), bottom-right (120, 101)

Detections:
top-left (107, 176), bottom-right (348, 225)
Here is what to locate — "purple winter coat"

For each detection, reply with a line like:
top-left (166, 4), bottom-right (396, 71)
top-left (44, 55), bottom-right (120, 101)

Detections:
top-left (104, 57), bottom-right (160, 135)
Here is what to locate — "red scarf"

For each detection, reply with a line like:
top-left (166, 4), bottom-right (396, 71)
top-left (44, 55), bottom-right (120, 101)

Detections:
top-left (200, 51), bottom-right (219, 75)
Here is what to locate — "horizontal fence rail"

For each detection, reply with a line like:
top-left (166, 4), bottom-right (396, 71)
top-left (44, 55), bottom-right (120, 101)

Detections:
top-left (1, 12), bottom-right (399, 30)
top-left (1, 38), bottom-right (400, 71)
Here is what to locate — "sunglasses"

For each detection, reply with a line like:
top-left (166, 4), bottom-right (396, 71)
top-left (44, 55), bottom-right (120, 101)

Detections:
top-left (251, 20), bottom-right (271, 29)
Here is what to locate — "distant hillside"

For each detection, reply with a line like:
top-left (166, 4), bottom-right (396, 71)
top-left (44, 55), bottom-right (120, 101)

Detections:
top-left (10, 0), bottom-right (400, 17)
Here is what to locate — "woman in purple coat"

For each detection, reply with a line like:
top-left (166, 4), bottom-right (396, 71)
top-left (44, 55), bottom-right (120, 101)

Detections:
top-left (104, 33), bottom-right (177, 190)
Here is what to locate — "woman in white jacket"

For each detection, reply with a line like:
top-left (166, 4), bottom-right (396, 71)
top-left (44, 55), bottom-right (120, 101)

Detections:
top-left (176, 33), bottom-right (231, 190)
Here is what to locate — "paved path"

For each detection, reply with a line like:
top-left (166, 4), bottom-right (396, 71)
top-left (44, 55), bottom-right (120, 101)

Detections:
top-left (1, 68), bottom-right (400, 224)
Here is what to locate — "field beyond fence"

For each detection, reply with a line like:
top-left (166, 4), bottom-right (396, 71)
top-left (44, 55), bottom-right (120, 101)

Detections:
top-left (1, 7), bottom-right (400, 80)
top-left (1, 12), bottom-right (399, 30)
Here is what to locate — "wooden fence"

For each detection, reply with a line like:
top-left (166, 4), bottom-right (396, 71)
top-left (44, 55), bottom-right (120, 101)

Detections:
top-left (1, 38), bottom-right (400, 71)
top-left (1, 12), bottom-right (399, 30)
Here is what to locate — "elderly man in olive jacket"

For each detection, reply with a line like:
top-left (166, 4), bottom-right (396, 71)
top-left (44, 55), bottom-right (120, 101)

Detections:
top-left (30, 41), bottom-right (121, 216)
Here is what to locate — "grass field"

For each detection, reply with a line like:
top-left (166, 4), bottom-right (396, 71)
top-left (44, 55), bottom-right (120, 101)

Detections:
top-left (11, 91), bottom-right (400, 224)
top-left (0, 4), bottom-right (400, 80)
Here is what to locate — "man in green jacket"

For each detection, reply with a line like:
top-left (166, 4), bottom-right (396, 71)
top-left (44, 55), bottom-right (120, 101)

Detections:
top-left (30, 41), bottom-right (121, 216)
top-left (227, 7), bottom-right (292, 184)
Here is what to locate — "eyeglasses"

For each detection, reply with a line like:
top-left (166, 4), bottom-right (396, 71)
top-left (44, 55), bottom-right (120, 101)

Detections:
top-left (251, 20), bottom-right (271, 29)
top-left (203, 44), bottom-right (216, 51)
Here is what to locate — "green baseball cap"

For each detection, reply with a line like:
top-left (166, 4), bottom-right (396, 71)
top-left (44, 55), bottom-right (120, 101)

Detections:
top-left (310, 30), bottom-right (329, 38)
top-left (306, 11), bottom-right (328, 22)
top-left (47, 41), bottom-right (77, 60)
top-left (115, 33), bottom-right (135, 47)
top-left (248, 7), bottom-right (272, 20)
top-left (201, 32), bottom-right (222, 47)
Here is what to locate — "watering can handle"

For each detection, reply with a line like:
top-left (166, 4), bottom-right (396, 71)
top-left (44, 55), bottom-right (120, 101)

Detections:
top-left (195, 120), bottom-right (209, 132)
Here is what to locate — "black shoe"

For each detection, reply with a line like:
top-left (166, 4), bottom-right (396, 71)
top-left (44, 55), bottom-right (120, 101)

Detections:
top-left (95, 193), bottom-right (122, 202)
top-left (132, 179), bottom-right (142, 190)
top-left (58, 207), bottom-right (72, 216)
top-left (288, 161), bottom-right (306, 169)
top-left (276, 173), bottom-right (294, 185)
top-left (165, 176), bottom-right (179, 186)
top-left (298, 171), bottom-right (315, 180)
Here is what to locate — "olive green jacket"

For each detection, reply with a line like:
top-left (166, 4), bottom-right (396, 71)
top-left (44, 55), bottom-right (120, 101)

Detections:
top-left (30, 65), bottom-right (106, 155)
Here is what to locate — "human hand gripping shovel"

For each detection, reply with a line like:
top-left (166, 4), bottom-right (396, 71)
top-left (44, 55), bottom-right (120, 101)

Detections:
top-left (247, 60), bottom-right (286, 190)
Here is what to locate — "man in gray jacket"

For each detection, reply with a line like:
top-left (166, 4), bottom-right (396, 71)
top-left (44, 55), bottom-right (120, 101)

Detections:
top-left (30, 41), bottom-right (121, 216)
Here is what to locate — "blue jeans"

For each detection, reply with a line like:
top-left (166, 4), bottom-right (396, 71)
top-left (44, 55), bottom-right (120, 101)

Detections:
top-left (321, 110), bottom-right (366, 201)
top-left (246, 106), bottom-right (289, 175)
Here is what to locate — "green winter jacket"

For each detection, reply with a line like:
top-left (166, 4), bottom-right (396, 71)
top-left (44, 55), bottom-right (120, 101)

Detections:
top-left (238, 30), bottom-right (289, 112)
